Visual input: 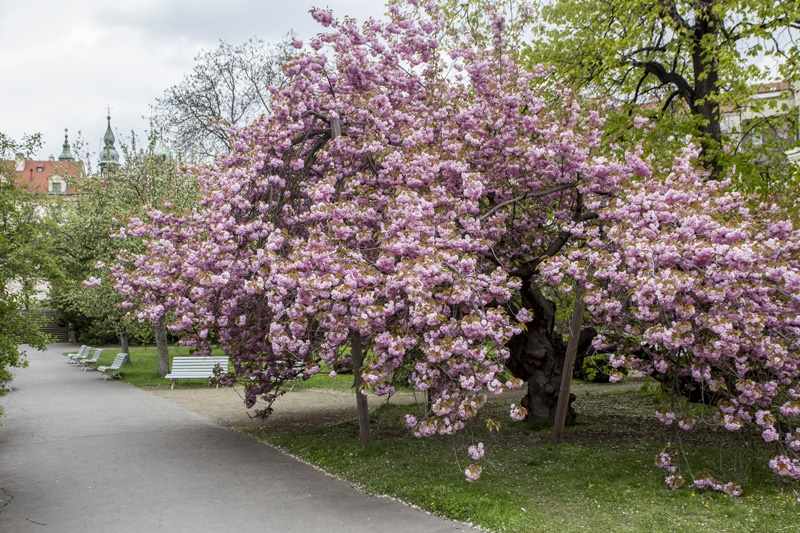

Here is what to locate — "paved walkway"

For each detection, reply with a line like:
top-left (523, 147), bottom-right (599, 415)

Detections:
top-left (0, 344), bottom-right (469, 532)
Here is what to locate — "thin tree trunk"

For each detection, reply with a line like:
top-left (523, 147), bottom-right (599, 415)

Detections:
top-left (119, 325), bottom-right (130, 364)
top-left (552, 286), bottom-right (585, 444)
top-left (351, 332), bottom-right (372, 450)
top-left (155, 315), bottom-right (169, 378)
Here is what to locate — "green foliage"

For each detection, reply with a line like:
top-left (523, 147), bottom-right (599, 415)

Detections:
top-left (576, 353), bottom-right (614, 383)
top-left (517, 0), bottom-right (800, 183)
top-left (50, 131), bottom-right (198, 343)
top-left (0, 132), bottom-right (61, 398)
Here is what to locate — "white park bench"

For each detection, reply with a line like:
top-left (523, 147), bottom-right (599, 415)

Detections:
top-left (78, 348), bottom-right (104, 370)
top-left (97, 352), bottom-right (128, 380)
top-left (67, 345), bottom-right (90, 364)
top-left (164, 356), bottom-right (230, 389)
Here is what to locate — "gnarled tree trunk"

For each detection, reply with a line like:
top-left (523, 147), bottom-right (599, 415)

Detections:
top-left (506, 283), bottom-right (595, 426)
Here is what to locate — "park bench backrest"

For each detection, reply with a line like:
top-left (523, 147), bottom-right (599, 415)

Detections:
top-left (169, 357), bottom-right (229, 373)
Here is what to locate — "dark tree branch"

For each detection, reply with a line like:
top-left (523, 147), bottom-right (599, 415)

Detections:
top-left (510, 197), bottom-right (598, 281)
top-left (630, 60), bottom-right (696, 112)
top-left (479, 183), bottom-right (577, 221)
top-left (662, 90), bottom-right (682, 111)
top-left (658, 0), bottom-right (689, 30)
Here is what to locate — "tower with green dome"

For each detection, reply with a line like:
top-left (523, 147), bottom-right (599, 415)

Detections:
top-left (58, 129), bottom-right (75, 162)
top-left (98, 115), bottom-right (119, 174)
top-left (153, 131), bottom-right (172, 163)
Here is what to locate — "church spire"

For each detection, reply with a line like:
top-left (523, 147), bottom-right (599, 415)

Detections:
top-left (98, 114), bottom-right (119, 173)
top-left (153, 129), bottom-right (171, 162)
top-left (58, 128), bottom-right (75, 161)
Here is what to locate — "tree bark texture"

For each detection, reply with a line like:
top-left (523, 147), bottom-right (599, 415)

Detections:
top-left (506, 283), bottom-right (596, 426)
top-left (155, 315), bottom-right (169, 378)
top-left (351, 332), bottom-right (372, 450)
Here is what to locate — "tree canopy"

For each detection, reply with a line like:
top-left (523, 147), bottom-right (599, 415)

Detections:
top-left (118, 0), bottom-right (649, 479)
top-left (524, 0), bottom-right (800, 175)
top-left (51, 133), bottom-right (198, 370)
top-left (110, 0), bottom-right (800, 485)
top-left (0, 133), bottom-right (60, 395)
top-left (151, 37), bottom-right (294, 160)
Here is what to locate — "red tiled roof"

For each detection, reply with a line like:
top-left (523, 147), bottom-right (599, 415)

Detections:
top-left (1, 159), bottom-right (83, 195)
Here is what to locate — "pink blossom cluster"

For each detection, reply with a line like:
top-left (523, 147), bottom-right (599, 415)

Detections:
top-left (664, 474), bottom-right (685, 490)
top-left (769, 455), bottom-right (800, 478)
top-left (655, 448), bottom-right (742, 495)
top-left (544, 144), bottom-right (800, 481)
top-left (468, 442), bottom-right (485, 460)
top-left (464, 463), bottom-right (483, 483)
top-left (654, 448), bottom-right (688, 491)
top-left (693, 478), bottom-right (742, 497)
top-left (655, 451), bottom-right (678, 473)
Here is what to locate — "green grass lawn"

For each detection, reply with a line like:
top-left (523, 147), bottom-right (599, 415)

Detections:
top-left (241, 390), bottom-right (800, 533)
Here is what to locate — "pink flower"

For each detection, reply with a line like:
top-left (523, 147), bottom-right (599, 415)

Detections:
top-left (509, 404), bottom-right (527, 421)
top-left (761, 426), bottom-right (780, 442)
top-left (769, 456), bottom-right (800, 478)
top-left (722, 415), bottom-right (743, 431)
top-left (780, 401), bottom-right (800, 417)
top-left (464, 464), bottom-right (482, 482)
top-left (655, 452), bottom-right (677, 473)
top-left (665, 474), bottom-right (685, 489)
top-left (656, 410), bottom-right (676, 425)
top-left (633, 116), bottom-right (649, 129)
top-left (515, 307), bottom-right (533, 323)
top-left (468, 442), bottom-right (485, 461)
top-left (311, 9), bottom-right (334, 27)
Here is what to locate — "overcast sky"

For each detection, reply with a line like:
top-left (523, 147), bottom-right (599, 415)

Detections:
top-left (0, 0), bottom-right (386, 163)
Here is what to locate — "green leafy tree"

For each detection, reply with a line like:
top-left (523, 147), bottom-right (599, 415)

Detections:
top-left (50, 132), bottom-right (198, 374)
top-left (524, 0), bottom-right (800, 178)
top-left (0, 132), bottom-right (61, 399)
top-left (444, 0), bottom-right (800, 183)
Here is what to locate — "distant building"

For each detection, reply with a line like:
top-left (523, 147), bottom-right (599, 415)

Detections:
top-left (1, 129), bottom-right (83, 195)
top-left (721, 81), bottom-right (800, 164)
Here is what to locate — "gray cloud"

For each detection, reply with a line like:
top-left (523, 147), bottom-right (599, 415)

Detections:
top-left (2, 0), bottom-right (384, 161)
top-left (95, 0), bottom-right (384, 47)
